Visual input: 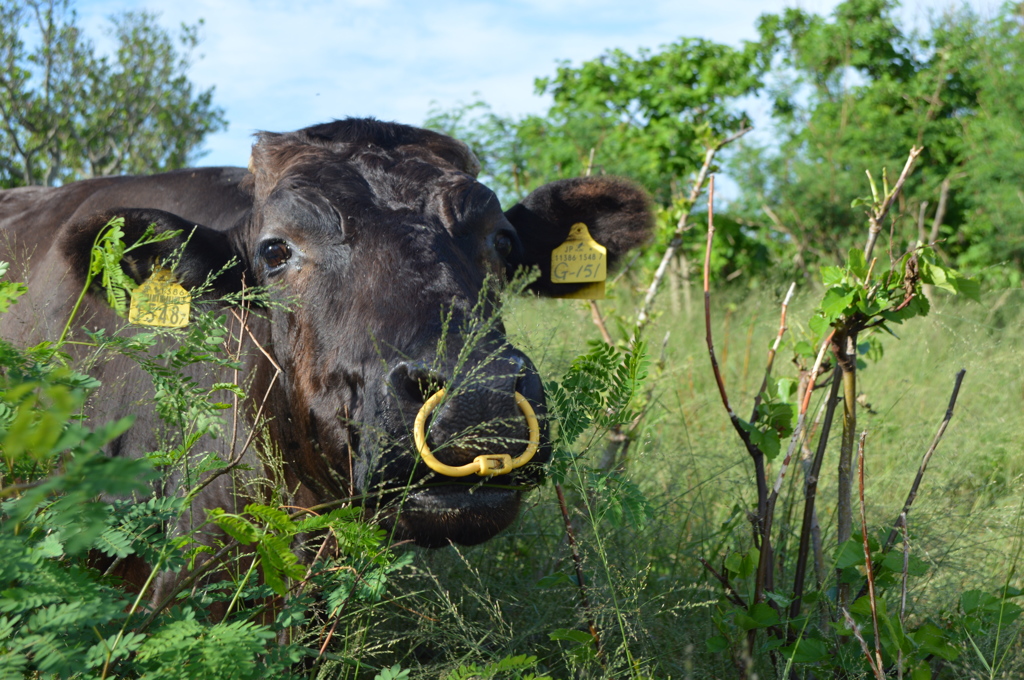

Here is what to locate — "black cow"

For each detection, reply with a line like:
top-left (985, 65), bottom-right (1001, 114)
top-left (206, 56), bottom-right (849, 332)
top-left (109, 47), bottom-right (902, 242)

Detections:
top-left (0, 118), bottom-right (651, 553)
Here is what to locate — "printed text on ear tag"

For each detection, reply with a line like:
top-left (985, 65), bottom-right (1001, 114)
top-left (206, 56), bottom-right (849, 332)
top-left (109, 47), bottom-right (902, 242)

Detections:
top-left (551, 222), bottom-right (607, 299)
top-left (128, 269), bottom-right (191, 328)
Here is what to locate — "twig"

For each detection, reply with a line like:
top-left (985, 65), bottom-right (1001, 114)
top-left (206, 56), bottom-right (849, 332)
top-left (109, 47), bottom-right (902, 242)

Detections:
top-left (836, 332), bottom-right (859, 608)
top-left (898, 512), bottom-right (909, 680)
top-left (789, 364), bottom-right (843, 622)
top-left (189, 310), bottom-right (283, 497)
top-left (589, 301), bottom-right (613, 345)
top-left (632, 126), bottom-right (751, 342)
top-left (842, 608), bottom-right (884, 680)
top-left (555, 483), bottom-right (602, 654)
top-left (701, 178), bottom-right (769, 512)
top-left (697, 556), bottom-right (747, 609)
top-left (864, 147), bottom-right (923, 261)
top-left (769, 327), bottom-right (834, 503)
top-left (750, 282), bottom-right (797, 421)
top-left (882, 369), bottom-right (966, 554)
top-left (858, 431), bottom-right (884, 678)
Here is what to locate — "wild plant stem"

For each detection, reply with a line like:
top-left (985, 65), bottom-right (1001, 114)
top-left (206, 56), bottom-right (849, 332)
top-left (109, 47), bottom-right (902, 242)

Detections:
top-left (858, 431), bottom-right (884, 679)
top-left (864, 147), bottom-right (923, 261)
top-left (750, 282), bottom-right (796, 422)
top-left (881, 368), bottom-right (966, 554)
top-left (101, 553), bottom-right (166, 679)
top-left (554, 482), bottom-right (602, 655)
top-left (836, 332), bottom-right (858, 607)
top-left (898, 512), bottom-right (909, 680)
top-left (223, 554), bottom-right (260, 620)
top-left (789, 365), bottom-right (842, 622)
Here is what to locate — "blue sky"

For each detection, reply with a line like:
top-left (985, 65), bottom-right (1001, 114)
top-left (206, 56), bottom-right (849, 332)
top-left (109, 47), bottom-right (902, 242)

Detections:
top-left (75, 0), bottom-right (995, 170)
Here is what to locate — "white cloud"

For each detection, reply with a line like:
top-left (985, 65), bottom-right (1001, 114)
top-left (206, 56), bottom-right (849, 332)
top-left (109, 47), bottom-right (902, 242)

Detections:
top-left (74, 0), bottom-right (999, 168)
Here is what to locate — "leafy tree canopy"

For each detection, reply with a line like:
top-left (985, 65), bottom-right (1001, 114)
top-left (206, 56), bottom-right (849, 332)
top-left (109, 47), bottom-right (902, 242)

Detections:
top-left (0, 0), bottom-right (226, 188)
top-left (730, 0), bottom-right (1023, 284)
top-left (427, 36), bottom-right (766, 205)
top-left (429, 0), bottom-right (1024, 285)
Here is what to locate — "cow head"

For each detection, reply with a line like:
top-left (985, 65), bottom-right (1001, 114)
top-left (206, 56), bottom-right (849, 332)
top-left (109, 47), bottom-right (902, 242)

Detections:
top-left (63, 119), bottom-right (652, 547)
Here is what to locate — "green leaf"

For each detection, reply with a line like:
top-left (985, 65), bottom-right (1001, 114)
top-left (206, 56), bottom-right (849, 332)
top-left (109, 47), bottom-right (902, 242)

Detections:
top-left (550, 628), bottom-right (595, 645)
top-left (809, 314), bottom-right (830, 336)
top-left (913, 623), bottom-right (959, 661)
top-left (819, 288), bottom-right (856, 322)
top-left (910, 661), bottom-right (933, 680)
top-left (537, 573), bottom-right (572, 588)
top-left (848, 247), bottom-right (868, 279)
top-left (781, 636), bottom-right (830, 664)
top-left (207, 509), bottom-right (259, 544)
top-left (881, 550), bottom-right (929, 576)
top-left (834, 539), bottom-right (865, 569)
top-left (706, 635), bottom-right (729, 653)
top-left (820, 265), bottom-right (845, 286)
top-left (736, 603), bottom-right (779, 630)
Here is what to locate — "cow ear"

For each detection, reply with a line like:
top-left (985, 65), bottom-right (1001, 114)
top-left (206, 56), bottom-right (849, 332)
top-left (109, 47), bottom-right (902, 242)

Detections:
top-left (60, 208), bottom-right (247, 299)
top-left (503, 177), bottom-right (654, 296)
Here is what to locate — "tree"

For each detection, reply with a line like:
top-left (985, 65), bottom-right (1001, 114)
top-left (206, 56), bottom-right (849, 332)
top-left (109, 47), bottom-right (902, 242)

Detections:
top-left (429, 0), bottom-right (1024, 285)
top-left (957, 2), bottom-right (1024, 283)
top-left (427, 38), bottom-right (767, 205)
top-left (729, 0), bottom-right (1021, 284)
top-left (0, 0), bottom-right (226, 188)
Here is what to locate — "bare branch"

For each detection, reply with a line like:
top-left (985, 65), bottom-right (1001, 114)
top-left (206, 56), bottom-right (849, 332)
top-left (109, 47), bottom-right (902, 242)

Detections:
top-left (555, 483), bottom-right (602, 654)
top-left (882, 369), bottom-right (966, 553)
top-left (865, 147), bottom-right (923, 261)
top-left (632, 125), bottom-right (751, 342)
top-left (697, 556), bottom-right (747, 609)
top-left (750, 282), bottom-right (797, 422)
top-left (842, 608), bottom-right (884, 680)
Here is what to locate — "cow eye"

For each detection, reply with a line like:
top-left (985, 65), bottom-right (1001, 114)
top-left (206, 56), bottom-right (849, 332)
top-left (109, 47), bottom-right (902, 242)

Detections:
top-left (494, 233), bottom-right (513, 259)
top-left (259, 240), bottom-right (291, 270)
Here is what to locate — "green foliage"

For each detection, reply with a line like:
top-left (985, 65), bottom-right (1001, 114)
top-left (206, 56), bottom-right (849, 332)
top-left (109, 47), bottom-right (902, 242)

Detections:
top-left (429, 0), bottom-right (1024, 285)
top-left (546, 339), bottom-right (648, 450)
top-left (88, 217), bottom-right (181, 316)
top-left (427, 36), bottom-right (766, 204)
top-left (0, 0), bottom-right (226, 188)
top-left (444, 654), bottom-right (551, 680)
top-left (728, 0), bottom-right (1024, 283)
top-left (0, 203), bottom-right (409, 679)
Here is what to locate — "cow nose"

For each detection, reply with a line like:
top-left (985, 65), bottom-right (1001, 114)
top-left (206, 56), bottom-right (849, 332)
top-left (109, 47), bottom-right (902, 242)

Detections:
top-left (388, 361), bottom-right (446, 406)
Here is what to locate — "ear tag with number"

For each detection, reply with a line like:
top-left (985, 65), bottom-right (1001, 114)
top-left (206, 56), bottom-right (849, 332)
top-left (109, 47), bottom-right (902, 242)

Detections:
top-left (128, 269), bottom-right (191, 328)
top-left (551, 222), bottom-right (607, 299)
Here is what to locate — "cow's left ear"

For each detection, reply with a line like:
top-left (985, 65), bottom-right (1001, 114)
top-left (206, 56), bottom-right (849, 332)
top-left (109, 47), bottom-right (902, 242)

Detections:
top-left (502, 177), bottom-right (654, 296)
top-left (60, 208), bottom-right (247, 299)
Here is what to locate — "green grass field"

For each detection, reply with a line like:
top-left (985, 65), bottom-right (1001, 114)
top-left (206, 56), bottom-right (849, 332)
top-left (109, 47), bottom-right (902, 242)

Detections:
top-left (328, 284), bottom-right (1024, 679)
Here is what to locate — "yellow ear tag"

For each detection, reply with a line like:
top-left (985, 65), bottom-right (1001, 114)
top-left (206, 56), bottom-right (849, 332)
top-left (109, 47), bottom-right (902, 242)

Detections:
top-left (128, 269), bottom-right (191, 328)
top-left (551, 222), bottom-right (607, 299)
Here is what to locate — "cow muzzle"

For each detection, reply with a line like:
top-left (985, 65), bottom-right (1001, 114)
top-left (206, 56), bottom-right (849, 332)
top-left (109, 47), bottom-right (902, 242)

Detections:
top-left (413, 388), bottom-right (539, 476)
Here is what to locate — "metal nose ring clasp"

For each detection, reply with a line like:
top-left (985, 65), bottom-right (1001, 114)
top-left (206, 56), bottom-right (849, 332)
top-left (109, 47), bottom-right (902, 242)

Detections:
top-left (413, 389), bottom-right (540, 477)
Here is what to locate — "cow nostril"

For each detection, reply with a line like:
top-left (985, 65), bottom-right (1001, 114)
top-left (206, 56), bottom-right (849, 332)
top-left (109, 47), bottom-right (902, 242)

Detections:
top-left (389, 362), bottom-right (445, 405)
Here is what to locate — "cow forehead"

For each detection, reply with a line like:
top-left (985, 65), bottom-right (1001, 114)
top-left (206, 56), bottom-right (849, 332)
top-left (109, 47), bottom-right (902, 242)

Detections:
top-left (256, 146), bottom-right (503, 240)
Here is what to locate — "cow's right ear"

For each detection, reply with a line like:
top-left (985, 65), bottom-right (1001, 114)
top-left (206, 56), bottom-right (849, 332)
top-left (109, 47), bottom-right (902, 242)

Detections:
top-left (60, 208), bottom-right (247, 299)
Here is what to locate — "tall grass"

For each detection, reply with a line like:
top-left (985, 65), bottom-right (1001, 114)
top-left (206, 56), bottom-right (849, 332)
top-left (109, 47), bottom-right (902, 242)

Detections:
top-left (355, 284), bottom-right (1024, 678)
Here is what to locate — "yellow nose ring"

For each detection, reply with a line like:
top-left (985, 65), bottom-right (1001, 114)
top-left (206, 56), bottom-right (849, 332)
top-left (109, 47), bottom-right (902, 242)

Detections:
top-left (413, 389), bottom-right (540, 477)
